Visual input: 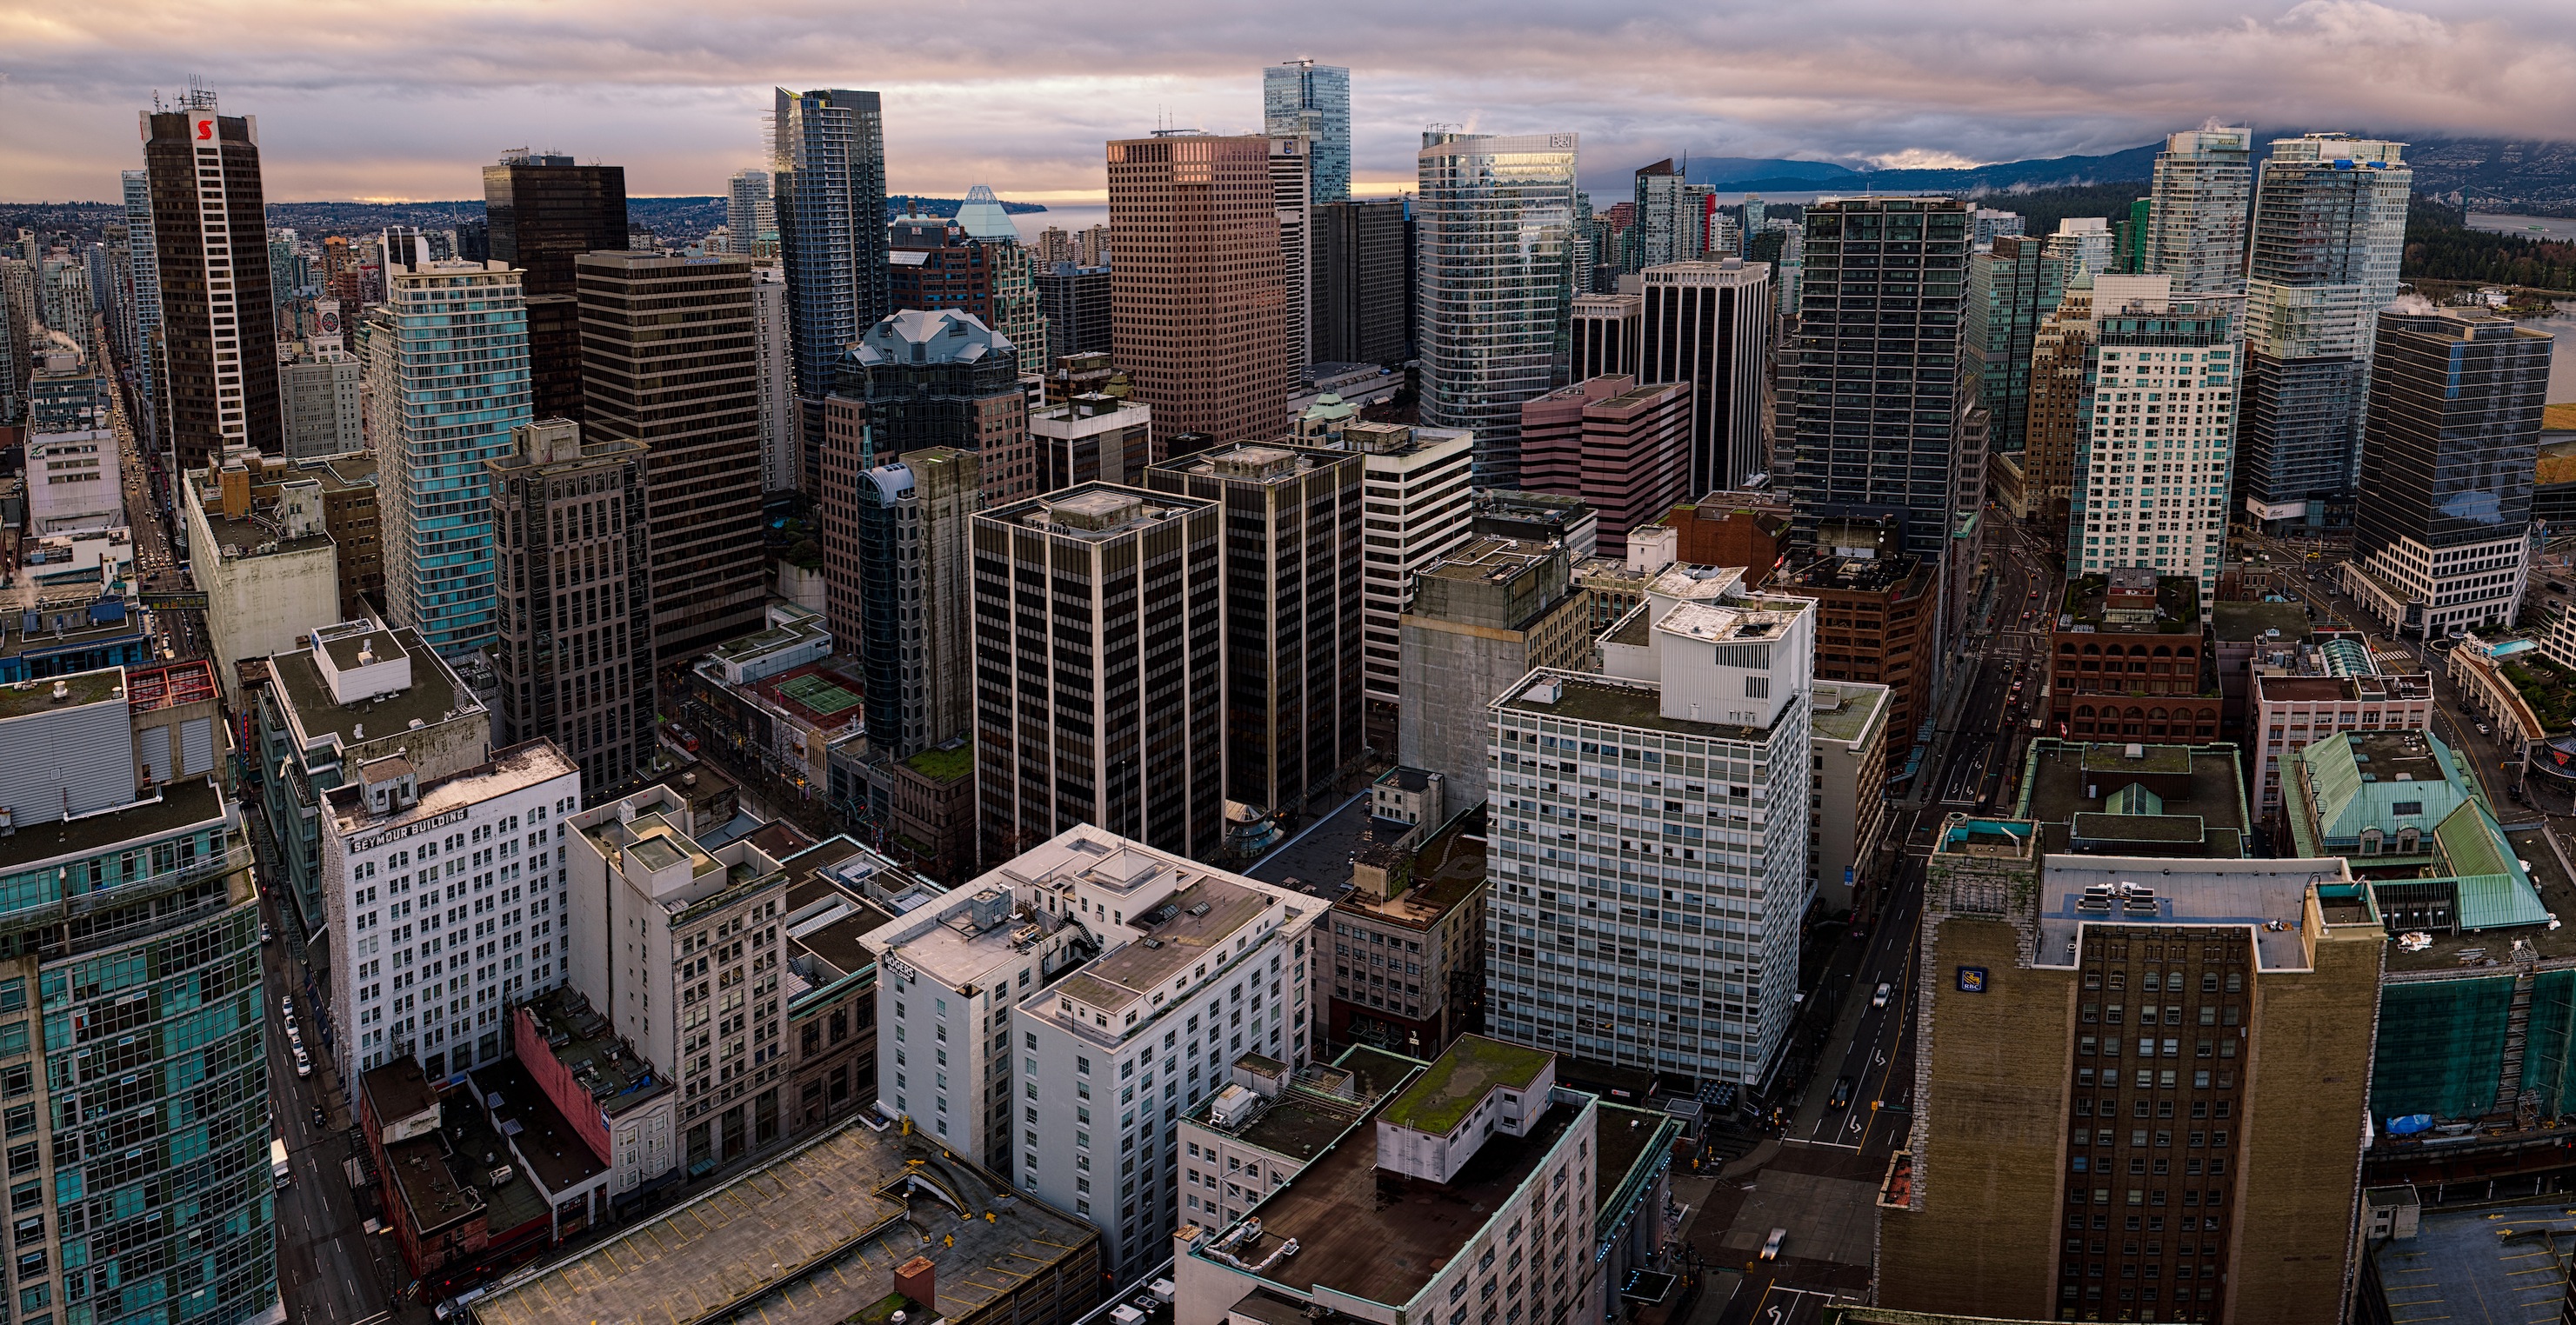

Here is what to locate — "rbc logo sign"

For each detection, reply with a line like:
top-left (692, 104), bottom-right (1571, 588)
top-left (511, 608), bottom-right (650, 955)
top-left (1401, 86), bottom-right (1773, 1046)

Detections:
top-left (1955, 966), bottom-right (1988, 994)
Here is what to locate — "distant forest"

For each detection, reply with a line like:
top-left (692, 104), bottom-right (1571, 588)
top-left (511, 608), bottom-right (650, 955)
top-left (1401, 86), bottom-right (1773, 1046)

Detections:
top-left (1962, 182), bottom-right (2150, 241)
top-left (2403, 196), bottom-right (2576, 291)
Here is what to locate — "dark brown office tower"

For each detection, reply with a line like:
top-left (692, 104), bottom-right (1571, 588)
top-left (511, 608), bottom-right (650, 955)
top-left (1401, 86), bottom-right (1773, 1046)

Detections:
top-left (486, 150), bottom-right (629, 422)
top-left (1144, 442), bottom-right (1364, 816)
top-left (487, 418), bottom-right (655, 790)
top-left (575, 250), bottom-right (765, 661)
top-left (1107, 134), bottom-right (1287, 445)
top-left (1312, 198), bottom-right (1409, 365)
top-left (141, 90), bottom-right (280, 468)
top-left (1882, 802), bottom-right (2380, 1325)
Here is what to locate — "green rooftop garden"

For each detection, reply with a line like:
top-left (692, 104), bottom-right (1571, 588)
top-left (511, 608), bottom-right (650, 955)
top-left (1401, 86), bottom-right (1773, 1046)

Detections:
top-left (2503, 657), bottom-right (2576, 730)
top-left (1380, 1035), bottom-right (1552, 1136)
top-left (904, 743), bottom-right (973, 783)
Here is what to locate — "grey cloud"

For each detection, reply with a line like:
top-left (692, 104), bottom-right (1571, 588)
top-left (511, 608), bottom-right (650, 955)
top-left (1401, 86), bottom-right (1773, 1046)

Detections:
top-left (2, 0), bottom-right (2572, 202)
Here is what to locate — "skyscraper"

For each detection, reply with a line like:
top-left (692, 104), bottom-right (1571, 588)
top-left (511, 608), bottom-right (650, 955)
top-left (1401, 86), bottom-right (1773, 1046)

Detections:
top-left (774, 89), bottom-right (891, 491)
top-left (1965, 235), bottom-right (2068, 456)
top-left (1145, 443), bottom-right (1365, 816)
top-left (2145, 126), bottom-right (2253, 296)
top-left (1271, 135), bottom-right (1313, 373)
top-left (484, 150), bottom-right (628, 423)
top-left (726, 167), bottom-right (776, 257)
top-left (1785, 196), bottom-right (1972, 567)
top-left (141, 87), bottom-right (280, 468)
top-left (2346, 308), bottom-right (2552, 638)
top-left (487, 417), bottom-right (656, 789)
top-left (2236, 134), bottom-right (2410, 532)
top-left (971, 483), bottom-right (1226, 863)
top-left (1631, 159), bottom-right (1699, 270)
top-left (955, 185), bottom-right (1049, 358)
top-left (852, 447), bottom-right (978, 759)
top-left (117, 168), bottom-right (161, 457)
top-left (0, 658), bottom-right (276, 1325)
top-left (364, 258), bottom-right (531, 656)
top-left (1573, 292), bottom-right (1642, 382)
top-left (1312, 199), bottom-right (1410, 365)
top-left (1263, 59), bottom-right (1351, 204)
top-left (1106, 132), bottom-right (1287, 446)
top-left (2063, 275), bottom-right (2242, 609)
top-left (575, 250), bottom-right (767, 660)
top-left (1036, 262), bottom-right (1112, 363)
top-left (1638, 258), bottom-right (1774, 492)
top-left (1416, 130), bottom-right (1580, 487)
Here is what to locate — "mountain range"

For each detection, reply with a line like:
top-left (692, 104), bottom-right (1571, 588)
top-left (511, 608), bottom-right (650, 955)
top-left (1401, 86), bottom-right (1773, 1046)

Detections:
top-left (1685, 136), bottom-right (2576, 210)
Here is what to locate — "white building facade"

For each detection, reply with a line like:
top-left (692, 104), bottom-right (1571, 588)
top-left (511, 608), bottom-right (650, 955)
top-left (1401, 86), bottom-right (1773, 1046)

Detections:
top-left (318, 737), bottom-right (578, 1094)
top-left (1485, 564), bottom-right (1817, 1082)
top-left (1338, 422), bottom-right (1474, 720)
top-left (2070, 275), bottom-right (2240, 609)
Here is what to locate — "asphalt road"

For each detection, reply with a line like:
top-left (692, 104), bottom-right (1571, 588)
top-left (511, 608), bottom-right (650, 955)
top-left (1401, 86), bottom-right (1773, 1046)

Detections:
top-left (264, 883), bottom-right (404, 1325)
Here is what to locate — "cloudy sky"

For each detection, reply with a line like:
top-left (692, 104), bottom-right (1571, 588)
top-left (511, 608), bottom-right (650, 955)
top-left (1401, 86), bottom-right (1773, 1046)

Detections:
top-left (3, 0), bottom-right (2571, 204)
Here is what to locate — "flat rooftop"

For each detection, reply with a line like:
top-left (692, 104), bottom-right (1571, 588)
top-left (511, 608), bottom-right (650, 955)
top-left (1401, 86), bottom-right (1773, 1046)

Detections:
top-left (2061, 570), bottom-right (2201, 631)
top-left (1060, 876), bottom-right (1275, 1014)
top-left (270, 626), bottom-right (474, 753)
top-left (471, 1120), bottom-right (1095, 1325)
top-left (383, 1135), bottom-right (482, 1237)
top-left (0, 668), bottom-right (123, 721)
top-left (1237, 1096), bottom-right (1580, 1309)
top-left (521, 986), bottom-right (669, 1118)
top-left (2373, 1195), bottom-right (2572, 1325)
top-left (1191, 1081), bottom-right (1376, 1169)
top-left (2386, 821), bottom-right (2576, 972)
top-left (2037, 857), bottom-right (2346, 971)
top-left (2212, 600), bottom-right (2314, 643)
top-left (333, 742), bottom-right (572, 841)
top-left (785, 876), bottom-right (896, 982)
top-left (1334, 811), bottom-right (1487, 930)
top-left (0, 776), bottom-right (227, 875)
top-left (1811, 682), bottom-right (1892, 745)
top-left (1381, 1035), bottom-right (1553, 1135)
top-left (474, 1059), bottom-right (609, 1195)
top-left (2020, 742), bottom-right (2247, 858)
top-left (1498, 672), bottom-right (1781, 742)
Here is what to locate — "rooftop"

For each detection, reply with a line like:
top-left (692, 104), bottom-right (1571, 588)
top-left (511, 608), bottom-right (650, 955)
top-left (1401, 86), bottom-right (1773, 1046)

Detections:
top-left (473, 1058), bottom-right (609, 1195)
top-left (2060, 570), bottom-right (2202, 632)
top-left (0, 776), bottom-right (228, 876)
top-left (1059, 876), bottom-right (1276, 1014)
top-left (2211, 600), bottom-right (2314, 643)
top-left (0, 669), bottom-right (123, 722)
top-left (270, 625), bottom-right (477, 756)
top-left (333, 742), bottom-right (572, 842)
top-left (1810, 682), bottom-right (1892, 747)
top-left (785, 876), bottom-right (897, 985)
top-left (1782, 551), bottom-right (1929, 596)
top-left (2363, 1196), bottom-right (2573, 1325)
top-left (989, 482), bottom-right (1213, 541)
top-left (1230, 1093), bottom-right (1581, 1309)
top-left (2036, 856), bottom-right (2359, 970)
top-left (382, 1135), bottom-right (482, 1237)
top-left (2019, 740), bottom-right (2249, 859)
top-left (1380, 1035), bottom-right (1554, 1136)
top-left (1498, 671), bottom-right (1782, 742)
top-left (520, 986), bottom-right (670, 1118)
top-left (1334, 811), bottom-right (1488, 930)
top-left (900, 741), bottom-right (971, 784)
top-left (471, 1119), bottom-right (1094, 1325)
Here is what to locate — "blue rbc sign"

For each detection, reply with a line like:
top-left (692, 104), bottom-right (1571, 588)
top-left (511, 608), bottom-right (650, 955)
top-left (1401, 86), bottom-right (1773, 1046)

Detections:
top-left (1956, 966), bottom-right (1988, 994)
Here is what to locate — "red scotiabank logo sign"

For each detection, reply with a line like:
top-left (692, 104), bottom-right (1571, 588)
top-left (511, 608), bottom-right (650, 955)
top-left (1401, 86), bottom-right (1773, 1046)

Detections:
top-left (194, 117), bottom-right (215, 141)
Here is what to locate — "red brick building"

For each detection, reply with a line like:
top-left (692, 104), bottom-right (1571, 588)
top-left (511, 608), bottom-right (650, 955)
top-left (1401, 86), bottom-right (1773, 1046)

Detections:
top-left (2048, 569), bottom-right (2223, 742)
top-left (1517, 374), bottom-right (1690, 557)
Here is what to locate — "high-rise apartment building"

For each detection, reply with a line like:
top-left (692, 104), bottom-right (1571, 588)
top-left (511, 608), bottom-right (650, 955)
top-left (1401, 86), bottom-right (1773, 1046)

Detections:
top-left (1518, 375), bottom-right (1692, 556)
top-left (2344, 309), bottom-right (2553, 639)
top-left (971, 484), bottom-right (1225, 863)
top-left (726, 168), bottom-right (776, 258)
top-left (1632, 160), bottom-right (1701, 270)
top-left (1263, 59), bottom-right (1351, 204)
top-left (1485, 565), bottom-right (1817, 1082)
top-left (2023, 275), bottom-right (2099, 545)
top-left (1311, 200), bottom-right (1409, 365)
top-left (486, 418), bottom-right (655, 789)
top-left (1271, 136), bottom-right (1313, 374)
top-left (2146, 126), bottom-right (2252, 296)
top-left (2237, 134), bottom-right (2410, 531)
top-left (576, 250), bottom-right (767, 660)
top-left (1417, 131), bottom-right (1580, 486)
top-left (1573, 292), bottom-right (1642, 382)
top-left (1106, 132), bottom-right (1288, 446)
top-left (1639, 258), bottom-right (1773, 493)
top-left (279, 342), bottom-right (362, 456)
top-left (0, 659), bottom-right (275, 1325)
top-left (2066, 276), bottom-right (2243, 608)
top-left (1145, 443), bottom-right (1365, 816)
top-left (774, 89), bottom-right (891, 491)
top-left (1881, 822), bottom-right (2379, 1324)
top-left (869, 825), bottom-right (1318, 1280)
top-left (1965, 236), bottom-right (2067, 457)
top-left (852, 446), bottom-right (978, 760)
top-left (958, 188), bottom-right (1050, 361)
top-left (364, 259), bottom-right (531, 656)
top-left (820, 309), bottom-right (1028, 650)
top-left (118, 168), bottom-right (163, 451)
top-left (141, 88), bottom-right (281, 467)
top-left (1784, 196), bottom-right (1972, 583)
top-left (484, 150), bottom-right (628, 423)
top-left (749, 265), bottom-right (796, 493)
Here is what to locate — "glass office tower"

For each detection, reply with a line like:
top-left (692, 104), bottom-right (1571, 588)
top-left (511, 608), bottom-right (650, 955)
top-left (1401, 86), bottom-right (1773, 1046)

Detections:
top-left (1416, 131), bottom-right (1579, 488)
top-left (1263, 60), bottom-right (1351, 205)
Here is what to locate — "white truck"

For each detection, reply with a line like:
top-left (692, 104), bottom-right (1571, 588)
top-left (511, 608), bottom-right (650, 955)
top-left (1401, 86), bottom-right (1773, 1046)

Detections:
top-left (270, 1138), bottom-right (290, 1190)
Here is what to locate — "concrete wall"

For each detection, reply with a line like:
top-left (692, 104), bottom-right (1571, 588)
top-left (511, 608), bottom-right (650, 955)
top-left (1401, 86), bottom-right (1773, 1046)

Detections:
top-left (1879, 914), bottom-right (2071, 1319)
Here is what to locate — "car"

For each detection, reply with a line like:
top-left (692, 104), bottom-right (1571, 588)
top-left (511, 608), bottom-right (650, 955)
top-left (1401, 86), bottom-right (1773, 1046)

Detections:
top-left (2478, 722), bottom-right (2492, 736)
top-left (280, 995), bottom-right (294, 1019)
top-left (1829, 1076), bottom-right (1854, 1109)
top-left (258, 922), bottom-right (272, 946)
top-left (291, 1049), bottom-right (311, 1080)
top-left (1761, 1228), bottom-right (1787, 1261)
top-left (310, 1105), bottom-right (326, 1129)
top-left (1872, 982), bottom-right (1892, 1009)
